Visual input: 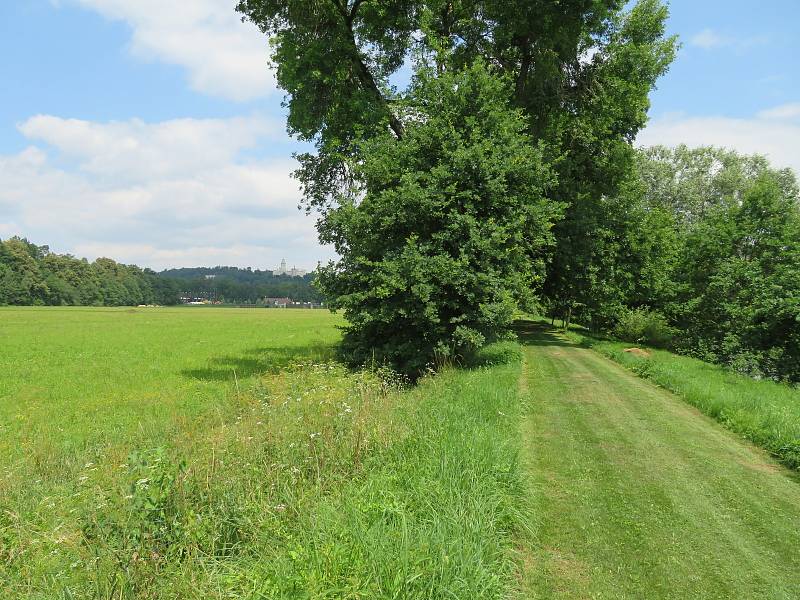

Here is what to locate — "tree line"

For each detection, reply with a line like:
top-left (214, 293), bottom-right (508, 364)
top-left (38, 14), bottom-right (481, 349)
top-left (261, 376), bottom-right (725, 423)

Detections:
top-left (583, 146), bottom-right (799, 383)
top-left (162, 267), bottom-right (323, 303)
top-left (0, 240), bottom-right (321, 307)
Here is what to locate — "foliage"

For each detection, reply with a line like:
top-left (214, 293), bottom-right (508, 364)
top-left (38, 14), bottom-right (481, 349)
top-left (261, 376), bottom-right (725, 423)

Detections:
top-left (538, 0), bottom-right (678, 328)
top-left (317, 63), bottom-right (560, 376)
top-left (0, 237), bottom-right (175, 306)
top-left (613, 307), bottom-right (676, 348)
top-left (238, 0), bottom-right (677, 375)
top-left (162, 267), bottom-right (323, 304)
top-left (0, 239), bottom-right (322, 306)
top-left (545, 145), bottom-right (800, 383)
top-left (629, 147), bottom-right (800, 382)
top-left (544, 173), bottom-right (680, 330)
top-left (675, 172), bottom-right (800, 381)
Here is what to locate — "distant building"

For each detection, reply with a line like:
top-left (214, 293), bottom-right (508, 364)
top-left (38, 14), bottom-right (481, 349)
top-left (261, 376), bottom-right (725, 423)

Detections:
top-left (274, 258), bottom-right (307, 278)
top-left (264, 297), bottom-right (292, 308)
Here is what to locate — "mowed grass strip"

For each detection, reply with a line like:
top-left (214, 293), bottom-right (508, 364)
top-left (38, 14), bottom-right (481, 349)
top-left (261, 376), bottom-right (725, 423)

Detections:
top-left (562, 326), bottom-right (800, 471)
top-left (0, 307), bottom-right (529, 599)
top-left (518, 326), bottom-right (800, 599)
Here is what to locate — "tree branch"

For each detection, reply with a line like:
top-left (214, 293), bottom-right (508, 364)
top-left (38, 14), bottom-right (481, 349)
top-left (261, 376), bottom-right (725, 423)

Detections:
top-left (329, 0), bottom-right (404, 139)
top-left (348, 0), bottom-right (367, 22)
top-left (514, 36), bottom-right (532, 103)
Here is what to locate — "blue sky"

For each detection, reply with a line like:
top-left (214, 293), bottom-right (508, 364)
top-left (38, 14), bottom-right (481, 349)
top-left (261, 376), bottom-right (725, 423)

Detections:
top-left (0, 0), bottom-right (798, 270)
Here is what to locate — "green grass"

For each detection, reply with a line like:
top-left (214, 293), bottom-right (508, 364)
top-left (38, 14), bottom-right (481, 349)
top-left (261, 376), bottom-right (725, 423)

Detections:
top-left (6, 307), bottom-right (800, 598)
top-left (517, 324), bottom-right (800, 599)
top-left (561, 326), bottom-right (800, 471)
top-left (0, 307), bottom-right (528, 598)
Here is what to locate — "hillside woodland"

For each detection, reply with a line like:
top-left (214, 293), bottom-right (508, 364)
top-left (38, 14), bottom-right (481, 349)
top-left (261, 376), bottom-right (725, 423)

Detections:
top-left (0, 240), bottom-right (320, 306)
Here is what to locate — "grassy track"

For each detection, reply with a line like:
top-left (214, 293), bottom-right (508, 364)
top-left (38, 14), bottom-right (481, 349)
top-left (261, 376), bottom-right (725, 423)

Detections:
top-left (563, 328), bottom-right (800, 471)
top-left (518, 325), bottom-right (800, 599)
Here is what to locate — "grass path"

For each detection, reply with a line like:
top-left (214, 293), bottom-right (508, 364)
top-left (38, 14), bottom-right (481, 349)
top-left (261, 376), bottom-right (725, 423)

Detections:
top-left (518, 325), bottom-right (800, 599)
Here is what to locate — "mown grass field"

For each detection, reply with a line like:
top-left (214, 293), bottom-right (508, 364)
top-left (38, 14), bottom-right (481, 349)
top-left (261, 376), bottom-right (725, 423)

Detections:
top-left (517, 325), bottom-right (800, 599)
top-left (562, 326), bottom-right (800, 471)
top-left (0, 307), bottom-right (528, 598)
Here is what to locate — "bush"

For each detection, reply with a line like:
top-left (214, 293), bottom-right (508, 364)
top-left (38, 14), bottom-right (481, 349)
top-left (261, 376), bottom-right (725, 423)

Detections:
top-left (317, 62), bottom-right (560, 378)
top-left (613, 308), bottom-right (676, 348)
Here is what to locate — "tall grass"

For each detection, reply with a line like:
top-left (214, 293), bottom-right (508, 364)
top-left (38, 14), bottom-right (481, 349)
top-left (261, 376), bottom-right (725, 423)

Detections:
top-left (0, 308), bottom-right (528, 598)
top-left (565, 328), bottom-right (800, 471)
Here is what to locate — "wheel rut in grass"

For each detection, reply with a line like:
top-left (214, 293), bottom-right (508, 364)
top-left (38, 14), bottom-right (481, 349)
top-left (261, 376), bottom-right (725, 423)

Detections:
top-left (516, 324), bottom-right (800, 599)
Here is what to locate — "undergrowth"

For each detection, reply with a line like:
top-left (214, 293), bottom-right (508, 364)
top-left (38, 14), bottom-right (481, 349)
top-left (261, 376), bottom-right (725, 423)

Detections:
top-left (3, 347), bottom-right (528, 599)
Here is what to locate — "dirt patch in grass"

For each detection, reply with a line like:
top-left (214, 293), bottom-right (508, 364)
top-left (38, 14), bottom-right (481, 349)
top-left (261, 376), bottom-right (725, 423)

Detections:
top-left (738, 459), bottom-right (780, 474)
top-left (624, 347), bottom-right (652, 358)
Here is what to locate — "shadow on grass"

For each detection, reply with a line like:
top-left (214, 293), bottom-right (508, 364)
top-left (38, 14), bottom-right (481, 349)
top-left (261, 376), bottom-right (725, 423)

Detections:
top-left (512, 320), bottom-right (578, 348)
top-left (182, 343), bottom-right (337, 382)
top-left (185, 322), bottom-right (586, 383)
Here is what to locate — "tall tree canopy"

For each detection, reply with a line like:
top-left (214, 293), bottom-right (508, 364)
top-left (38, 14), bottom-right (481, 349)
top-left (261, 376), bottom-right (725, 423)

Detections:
top-left (238, 0), bottom-right (676, 375)
top-left (237, 0), bottom-right (675, 204)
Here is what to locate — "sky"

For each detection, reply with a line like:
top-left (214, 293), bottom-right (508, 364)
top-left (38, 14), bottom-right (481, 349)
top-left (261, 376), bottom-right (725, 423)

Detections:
top-left (0, 1), bottom-right (798, 271)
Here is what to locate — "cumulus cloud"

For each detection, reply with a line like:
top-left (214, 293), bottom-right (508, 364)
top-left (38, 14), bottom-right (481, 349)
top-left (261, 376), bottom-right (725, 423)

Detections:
top-left (65, 0), bottom-right (275, 101)
top-left (638, 103), bottom-right (800, 176)
top-left (19, 115), bottom-right (278, 183)
top-left (0, 116), bottom-right (331, 270)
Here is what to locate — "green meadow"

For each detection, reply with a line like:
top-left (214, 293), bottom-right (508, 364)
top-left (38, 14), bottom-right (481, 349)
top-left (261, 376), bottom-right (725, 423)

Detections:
top-left (0, 307), bottom-right (527, 598)
top-left (2, 307), bottom-right (800, 599)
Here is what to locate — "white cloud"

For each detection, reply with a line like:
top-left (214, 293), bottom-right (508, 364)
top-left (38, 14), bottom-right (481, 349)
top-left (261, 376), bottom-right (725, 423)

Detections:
top-left (19, 115), bottom-right (278, 183)
top-left (690, 28), bottom-right (729, 49)
top-left (757, 103), bottom-right (800, 121)
top-left (0, 116), bottom-right (332, 270)
top-left (689, 28), bottom-right (768, 51)
top-left (638, 104), bottom-right (800, 176)
top-left (65, 0), bottom-right (275, 101)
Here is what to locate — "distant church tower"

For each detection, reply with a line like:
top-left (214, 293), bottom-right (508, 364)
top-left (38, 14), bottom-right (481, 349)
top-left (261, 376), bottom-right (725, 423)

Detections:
top-left (279, 258), bottom-right (287, 275)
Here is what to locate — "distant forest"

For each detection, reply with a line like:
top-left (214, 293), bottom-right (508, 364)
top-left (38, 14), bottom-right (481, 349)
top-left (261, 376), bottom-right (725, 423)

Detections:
top-left (0, 238), bottom-right (321, 306)
top-left (162, 267), bottom-right (322, 303)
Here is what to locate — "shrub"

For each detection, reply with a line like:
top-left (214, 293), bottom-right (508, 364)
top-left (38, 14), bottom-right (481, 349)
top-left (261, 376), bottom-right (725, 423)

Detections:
top-left (613, 308), bottom-right (676, 348)
top-left (317, 62), bottom-right (561, 378)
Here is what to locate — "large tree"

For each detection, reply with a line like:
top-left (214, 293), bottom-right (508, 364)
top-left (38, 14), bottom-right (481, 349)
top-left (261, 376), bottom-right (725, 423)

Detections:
top-left (316, 63), bottom-right (560, 373)
top-left (619, 147), bottom-right (800, 381)
top-left (238, 0), bottom-right (676, 373)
